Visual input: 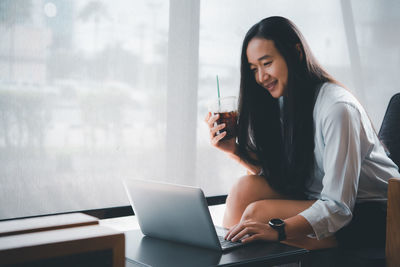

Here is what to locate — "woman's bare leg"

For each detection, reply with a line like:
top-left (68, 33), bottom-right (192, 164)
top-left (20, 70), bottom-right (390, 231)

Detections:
top-left (223, 175), bottom-right (284, 228)
top-left (241, 199), bottom-right (337, 250)
top-left (223, 175), bottom-right (337, 250)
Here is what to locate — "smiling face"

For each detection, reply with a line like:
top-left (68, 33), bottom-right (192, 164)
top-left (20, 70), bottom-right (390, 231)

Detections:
top-left (246, 38), bottom-right (288, 98)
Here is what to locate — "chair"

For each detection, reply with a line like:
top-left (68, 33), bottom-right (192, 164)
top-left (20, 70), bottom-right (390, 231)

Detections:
top-left (379, 93), bottom-right (400, 168)
top-left (379, 93), bottom-right (400, 267)
top-left (386, 177), bottom-right (400, 267)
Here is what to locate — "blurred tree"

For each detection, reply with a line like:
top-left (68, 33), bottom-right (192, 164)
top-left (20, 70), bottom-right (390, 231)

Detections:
top-left (0, 0), bottom-right (32, 81)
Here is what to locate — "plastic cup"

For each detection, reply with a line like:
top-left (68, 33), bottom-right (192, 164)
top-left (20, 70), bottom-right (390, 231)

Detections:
top-left (208, 96), bottom-right (238, 140)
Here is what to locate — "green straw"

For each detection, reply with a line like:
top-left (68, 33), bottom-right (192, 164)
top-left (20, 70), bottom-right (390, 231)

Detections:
top-left (216, 75), bottom-right (221, 111)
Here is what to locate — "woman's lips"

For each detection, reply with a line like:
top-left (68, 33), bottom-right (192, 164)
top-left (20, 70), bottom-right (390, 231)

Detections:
top-left (264, 80), bottom-right (277, 91)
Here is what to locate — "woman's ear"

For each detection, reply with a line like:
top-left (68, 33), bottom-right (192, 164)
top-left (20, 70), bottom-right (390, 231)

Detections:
top-left (295, 43), bottom-right (303, 61)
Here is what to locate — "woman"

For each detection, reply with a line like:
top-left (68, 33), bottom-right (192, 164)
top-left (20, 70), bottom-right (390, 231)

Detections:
top-left (205, 16), bottom-right (399, 250)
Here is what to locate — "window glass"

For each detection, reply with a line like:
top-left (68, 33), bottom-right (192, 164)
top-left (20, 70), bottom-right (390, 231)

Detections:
top-left (349, 0), bottom-right (400, 126)
top-left (1, 0), bottom-right (400, 219)
top-left (0, 0), bottom-right (169, 219)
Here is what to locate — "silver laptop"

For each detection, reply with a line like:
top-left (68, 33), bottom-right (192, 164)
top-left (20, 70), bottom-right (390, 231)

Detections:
top-left (123, 179), bottom-right (245, 251)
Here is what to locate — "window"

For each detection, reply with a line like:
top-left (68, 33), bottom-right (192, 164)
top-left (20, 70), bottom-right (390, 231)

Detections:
top-left (0, 0), bottom-right (170, 219)
top-left (1, 0), bottom-right (399, 220)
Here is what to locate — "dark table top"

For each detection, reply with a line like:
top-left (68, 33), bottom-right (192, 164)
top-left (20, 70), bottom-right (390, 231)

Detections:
top-left (125, 230), bottom-right (308, 267)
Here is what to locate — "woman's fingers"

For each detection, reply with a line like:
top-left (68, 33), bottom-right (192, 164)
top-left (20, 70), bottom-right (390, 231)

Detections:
top-left (225, 223), bottom-right (240, 240)
top-left (231, 227), bottom-right (254, 242)
top-left (210, 123), bottom-right (226, 138)
top-left (225, 220), bottom-right (269, 243)
top-left (206, 113), bottom-right (219, 128)
top-left (204, 112), bottom-right (211, 123)
top-left (226, 221), bottom-right (249, 240)
top-left (224, 224), bottom-right (236, 240)
top-left (206, 113), bottom-right (227, 145)
top-left (211, 131), bottom-right (226, 145)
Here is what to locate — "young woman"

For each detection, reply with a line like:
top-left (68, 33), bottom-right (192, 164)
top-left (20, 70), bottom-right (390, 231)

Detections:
top-left (205, 16), bottom-right (399, 250)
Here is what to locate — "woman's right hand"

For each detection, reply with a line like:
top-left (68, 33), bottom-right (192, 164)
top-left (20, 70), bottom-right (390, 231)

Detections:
top-left (205, 112), bottom-right (237, 155)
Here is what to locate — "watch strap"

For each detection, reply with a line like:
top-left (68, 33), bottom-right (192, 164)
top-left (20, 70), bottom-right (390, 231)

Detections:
top-left (269, 218), bottom-right (286, 241)
top-left (277, 226), bottom-right (286, 241)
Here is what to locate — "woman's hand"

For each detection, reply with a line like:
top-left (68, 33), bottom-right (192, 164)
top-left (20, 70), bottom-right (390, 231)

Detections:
top-left (205, 112), bottom-right (237, 155)
top-left (225, 219), bottom-right (279, 243)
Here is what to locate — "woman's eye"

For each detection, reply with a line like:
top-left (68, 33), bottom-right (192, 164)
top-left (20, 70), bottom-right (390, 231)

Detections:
top-left (263, 61), bottom-right (272, 66)
top-left (251, 68), bottom-right (257, 73)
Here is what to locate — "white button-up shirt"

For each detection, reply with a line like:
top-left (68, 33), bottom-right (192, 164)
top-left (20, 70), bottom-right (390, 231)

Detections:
top-left (297, 82), bottom-right (399, 240)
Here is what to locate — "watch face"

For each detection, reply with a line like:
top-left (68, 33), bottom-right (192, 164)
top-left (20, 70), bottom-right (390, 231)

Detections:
top-left (269, 218), bottom-right (285, 227)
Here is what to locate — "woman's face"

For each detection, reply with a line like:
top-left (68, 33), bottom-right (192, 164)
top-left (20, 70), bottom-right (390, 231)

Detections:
top-left (246, 38), bottom-right (288, 98)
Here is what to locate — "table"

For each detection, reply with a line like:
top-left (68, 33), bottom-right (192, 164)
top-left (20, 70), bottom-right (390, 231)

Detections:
top-left (125, 230), bottom-right (308, 267)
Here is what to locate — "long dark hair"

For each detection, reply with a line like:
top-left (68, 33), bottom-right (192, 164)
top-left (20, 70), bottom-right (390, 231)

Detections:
top-left (237, 16), bottom-right (336, 199)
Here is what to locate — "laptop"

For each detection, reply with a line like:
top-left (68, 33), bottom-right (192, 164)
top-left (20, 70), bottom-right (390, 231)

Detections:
top-left (123, 179), bottom-right (245, 251)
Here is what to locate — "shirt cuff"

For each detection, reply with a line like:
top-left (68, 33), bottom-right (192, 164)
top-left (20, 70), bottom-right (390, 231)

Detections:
top-left (299, 200), bottom-right (353, 240)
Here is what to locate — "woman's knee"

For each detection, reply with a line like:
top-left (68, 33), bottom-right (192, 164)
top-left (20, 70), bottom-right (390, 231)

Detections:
top-left (241, 199), bottom-right (316, 223)
top-left (226, 175), bottom-right (281, 209)
top-left (241, 200), bottom-right (274, 222)
top-left (224, 175), bottom-right (283, 227)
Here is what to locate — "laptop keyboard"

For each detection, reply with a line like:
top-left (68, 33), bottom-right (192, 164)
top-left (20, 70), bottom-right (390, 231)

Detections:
top-left (218, 235), bottom-right (242, 249)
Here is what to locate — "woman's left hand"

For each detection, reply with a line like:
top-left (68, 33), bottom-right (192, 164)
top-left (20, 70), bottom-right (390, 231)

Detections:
top-left (225, 219), bottom-right (279, 243)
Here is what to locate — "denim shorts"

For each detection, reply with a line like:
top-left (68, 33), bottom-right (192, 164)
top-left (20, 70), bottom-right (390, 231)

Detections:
top-left (335, 201), bottom-right (387, 249)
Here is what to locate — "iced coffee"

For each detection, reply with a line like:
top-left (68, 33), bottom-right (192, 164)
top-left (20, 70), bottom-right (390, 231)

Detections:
top-left (208, 96), bottom-right (238, 140)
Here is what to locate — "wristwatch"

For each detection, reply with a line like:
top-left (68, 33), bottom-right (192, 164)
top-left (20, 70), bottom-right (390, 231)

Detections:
top-left (269, 218), bottom-right (286, 241)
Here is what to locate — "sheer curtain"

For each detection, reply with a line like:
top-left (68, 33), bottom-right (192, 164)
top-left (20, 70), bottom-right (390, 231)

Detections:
top-left (1, 0), bottom-right (399, 219)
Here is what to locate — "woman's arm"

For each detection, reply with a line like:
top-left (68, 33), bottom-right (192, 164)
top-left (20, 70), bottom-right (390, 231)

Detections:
top-left (226, 213), bottom-right (314, 243)
top-left (284, 214), bottom-right (315, 239)
top-left (299, 101), bottom-right (366, 239)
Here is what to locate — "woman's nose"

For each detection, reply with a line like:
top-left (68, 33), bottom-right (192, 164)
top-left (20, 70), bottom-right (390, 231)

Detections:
top-left (258, 69), bottom-right (269, 83)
